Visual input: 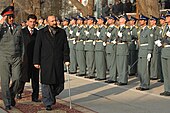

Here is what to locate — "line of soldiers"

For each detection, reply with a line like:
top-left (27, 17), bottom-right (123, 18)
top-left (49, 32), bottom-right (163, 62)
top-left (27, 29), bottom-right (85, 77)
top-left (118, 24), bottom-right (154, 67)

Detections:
top-left (61, 10), bottom-right (170, 96)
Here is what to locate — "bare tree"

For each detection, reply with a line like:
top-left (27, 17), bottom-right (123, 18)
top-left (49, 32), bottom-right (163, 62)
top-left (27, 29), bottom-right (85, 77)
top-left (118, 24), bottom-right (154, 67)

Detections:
top-left (137, 0), bottom-right (160, 18)
top-left (69, 0), bottom-right (94, 16)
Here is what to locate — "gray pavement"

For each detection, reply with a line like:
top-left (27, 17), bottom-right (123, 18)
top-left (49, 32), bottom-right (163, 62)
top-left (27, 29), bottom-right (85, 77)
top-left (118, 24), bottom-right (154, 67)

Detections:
top-left (59, 74), bottom-right (170, 113)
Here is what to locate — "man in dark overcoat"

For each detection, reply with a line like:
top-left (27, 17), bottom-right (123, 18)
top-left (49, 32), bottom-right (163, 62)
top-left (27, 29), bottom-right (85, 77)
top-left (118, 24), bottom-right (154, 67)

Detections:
top-left (33, 15), bottom-right (70, 111)
top-left (16, 14), bottom-right (41, 102)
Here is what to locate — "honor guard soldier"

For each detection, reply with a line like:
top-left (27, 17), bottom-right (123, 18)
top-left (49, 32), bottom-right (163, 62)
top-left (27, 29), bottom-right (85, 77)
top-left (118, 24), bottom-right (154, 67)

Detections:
top-left (116, 15), bottom-right (131, 86)
top-left (84, 16), bottom-right (96, 79)
top-left (68, 17), bottom-right (78, 74)
top-left (128, 16), bottom-right (138, 76)
top-left (157, 15), bottom-right (166, 83)
top-left (62, 18), bottom-right (70, 72)
top-left (160, 10), bottom-right (170, 96)
top-left (0, 6), bottom-right (22, 110)
top-left (75, 16), bottom-right (86, 76)
top-left (136, 14), bottom-right (154, 91)
top-left (105, 15), bottom-right (118, 83)
top-left (94, 16), bottom-right (107, 81)
top-left (149, 15), bottom-right (161, 80)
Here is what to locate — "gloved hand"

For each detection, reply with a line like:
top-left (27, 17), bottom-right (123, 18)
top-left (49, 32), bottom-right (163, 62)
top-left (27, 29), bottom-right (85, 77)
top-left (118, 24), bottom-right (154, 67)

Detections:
top-left (166, 31), bottom-right (170, 37)
top-left (76, 32), bottom-right (80, 36)
top-left (111, 39), bottom-right (116, 44)
top-left (69, 30), bottom-right (73, 34)
top-left (83, 41), bottom-right (86, 45)
top-left (155, 40), bottom-right (162, 47)
top-left (147, 53), bottom-right (152, 62)
top-left (84, 30), bottom-right (89, 36)
top-left (107, 32), bottom-right (111, 37)
top-left (73, 40), bottom-right (76, 45)
top-left (103, 42), bottom-right (106, 46)
top-left (118, 31), bottom-right (123, 37)
top-left (93, 41), bottom-right (96, 45)
top-left (97, 31), bottom-right (100, 37)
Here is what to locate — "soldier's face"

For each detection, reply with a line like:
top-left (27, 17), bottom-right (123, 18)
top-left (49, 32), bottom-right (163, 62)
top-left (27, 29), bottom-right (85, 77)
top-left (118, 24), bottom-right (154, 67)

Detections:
top-left (149, 20), bottom-right (156, 26)
top-left (139, 20), bottom-right (146, 26)
top-left (62, 21), bottom-right (68, 26)
top-left (129, 20), bottom-right (135, 26)
top-left (97, 19), bottom-right (104, 25)
top-left (70, 20), bottom-right (76, 25)
top-left (160, 19), bottom-right (165, 25)
top-left (87, 19), bottom-right (93, 25)
top-left (47, 16), bottom-right (57, 28)
top-left (119, 17), bottom-right (126, 24)
top-left (7, 15), bottom-right (14, 25)
top-left (77, 19), bottom-right (83, 25)
top-left (27, 18), bottom-right (36, 29)
top-left (108, 19), bottom-right (114, 25)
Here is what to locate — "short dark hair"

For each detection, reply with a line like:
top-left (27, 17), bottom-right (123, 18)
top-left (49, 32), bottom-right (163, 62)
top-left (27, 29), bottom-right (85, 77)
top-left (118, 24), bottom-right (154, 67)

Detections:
top-left (27, 14), bottom-right (37, 20)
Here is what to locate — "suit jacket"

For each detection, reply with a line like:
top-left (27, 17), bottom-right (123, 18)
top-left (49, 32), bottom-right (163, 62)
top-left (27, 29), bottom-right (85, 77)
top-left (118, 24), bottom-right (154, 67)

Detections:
top-left (21, 27), bottom-right (39, 82)
top-left (33, 26), bottom-right (70, 85)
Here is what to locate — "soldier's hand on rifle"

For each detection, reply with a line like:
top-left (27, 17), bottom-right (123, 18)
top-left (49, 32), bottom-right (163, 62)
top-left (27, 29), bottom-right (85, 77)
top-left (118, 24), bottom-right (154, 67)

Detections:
top-left (65, 62), bottom-right (70, 66)
top-left (147, 53), bottom-right (151, 62)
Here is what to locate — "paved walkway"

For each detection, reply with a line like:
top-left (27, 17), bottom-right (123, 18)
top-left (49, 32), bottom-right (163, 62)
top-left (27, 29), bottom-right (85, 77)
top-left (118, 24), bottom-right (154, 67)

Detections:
top-left (0, 74), bottom-right (170, 113)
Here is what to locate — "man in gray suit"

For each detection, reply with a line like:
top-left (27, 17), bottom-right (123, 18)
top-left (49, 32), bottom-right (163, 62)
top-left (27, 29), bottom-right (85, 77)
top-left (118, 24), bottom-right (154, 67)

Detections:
top-left (84, 16), bottom-right (96, 79)
top-left (105, 15), bottom-right (118, 83)
top-left (160, 11), bottom-right (170, 96)
top-left (128, 16), bottom-right (138, 76)
top-left (116, 15), bottom-right (131, 85)
top-left (149, 15), bottom-right (160, 80)
top-left (76, 16), bottom-right (86, 76)
top-left (95, 16), bottom-right (107, 80)
top-left (68, 17), bottom-right (78, 74)
top-left (0, 6), bottom-right (22, 110)
top-left (136, 14), bottom-right (154, 91)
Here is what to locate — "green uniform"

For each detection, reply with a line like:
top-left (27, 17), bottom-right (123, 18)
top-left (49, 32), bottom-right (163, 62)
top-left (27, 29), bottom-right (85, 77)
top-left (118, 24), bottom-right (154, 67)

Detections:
top-left (0, 23), bottom-right (22, 106)
top-left (68, 25), bottom-right (78, 73)
top-left (106, 25), bottom-right (118, 81)
top-left (128, 25), bottom-right (138, 75)
top-left (116, 25), bottom-right (131, 84)
top-left (161, 24), bottom-right (170, 92)
top-left (76, 25), bottom-right (86, 75)
top-left (84, 25), bottom-right (96, 77)
top-left (63, 26), bottom-right (70, 71)
top-left (150, 26), bottom-right (161, 79)
top-left (138, 26), bottom-right (154, 89)
top-left (95, 25), bottom-right (107, 79)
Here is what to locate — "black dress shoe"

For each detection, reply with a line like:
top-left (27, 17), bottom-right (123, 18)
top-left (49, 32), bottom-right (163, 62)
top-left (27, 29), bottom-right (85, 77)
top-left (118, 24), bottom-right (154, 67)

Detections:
top-left (11, 99), bottom-right (16, 106)
top-left (136, 87), bottom-right (149, 91)
top-left (84, 76), bottom-right (95, 79)
top-left (32, 99), bottom-right (41, 102)
top-left (69, 72), bottom-right (76, 74)
top-left (46, 105), bottom-right (52, 111)
top-left (16, 94), bottom-right (22, 99)
top-left (95, 78), bottom-right (106, 81)
top-left (150, 78), bottom-right (158, 80)
top-left (105, 80), bottom-right (117, 83)
top-left (160, 91), bottom-right (170, 96)
top-left (76, 74), bottom-right (86, 76)
top-left (5, 105), bottom-right (11, 110)
top-left (117, 82), bottom-right (127, 86)
top-left (157, 79), bottom-right (164, 83)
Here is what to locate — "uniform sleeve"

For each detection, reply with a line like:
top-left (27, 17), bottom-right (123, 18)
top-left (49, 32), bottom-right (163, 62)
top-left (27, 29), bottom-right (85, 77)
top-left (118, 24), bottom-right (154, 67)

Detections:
top-left (33, 30), bottom-right (42, 65)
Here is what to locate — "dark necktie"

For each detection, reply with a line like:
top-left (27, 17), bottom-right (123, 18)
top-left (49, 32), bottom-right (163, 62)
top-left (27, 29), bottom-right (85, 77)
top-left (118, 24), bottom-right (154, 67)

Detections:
top-left (9, 25), bottom-right (13, 34)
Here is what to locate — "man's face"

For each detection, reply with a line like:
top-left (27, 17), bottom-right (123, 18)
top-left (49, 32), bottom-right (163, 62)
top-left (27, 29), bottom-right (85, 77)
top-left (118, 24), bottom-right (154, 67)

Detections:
top-left (7, 15), bottom-right (14, 25)
top-left (149, 19), bottom-right (156, 26)
top-left (62, 21), bottom-right (68, 26)
top-left (27, 18), bottom-right (36, 29)
top-left (160, 19), bottom-right (165, 25)
top-left (70, 19), bottom-right (76, 25)
top-left (47, 16), bottom-right (57, 28)
top-left (97, 19), bottom-right (104, 25)
top-left (139, 19), bottom-right (146, 26)
top-left (119, 17), bottom-right (126, 24)
top-left (87, 19), bottom-right (93, 25)
top-left (129, 20), bottom-right (135, 26)
top-left (77, 19), bottom-right (83, 25)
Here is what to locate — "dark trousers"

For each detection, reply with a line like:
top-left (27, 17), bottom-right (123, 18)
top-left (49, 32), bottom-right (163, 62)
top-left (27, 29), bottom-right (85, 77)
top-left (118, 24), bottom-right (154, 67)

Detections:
top-left (41, 84), bottom-right (64, 106)
top-left (18, 69), bottom-right (39, 100)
